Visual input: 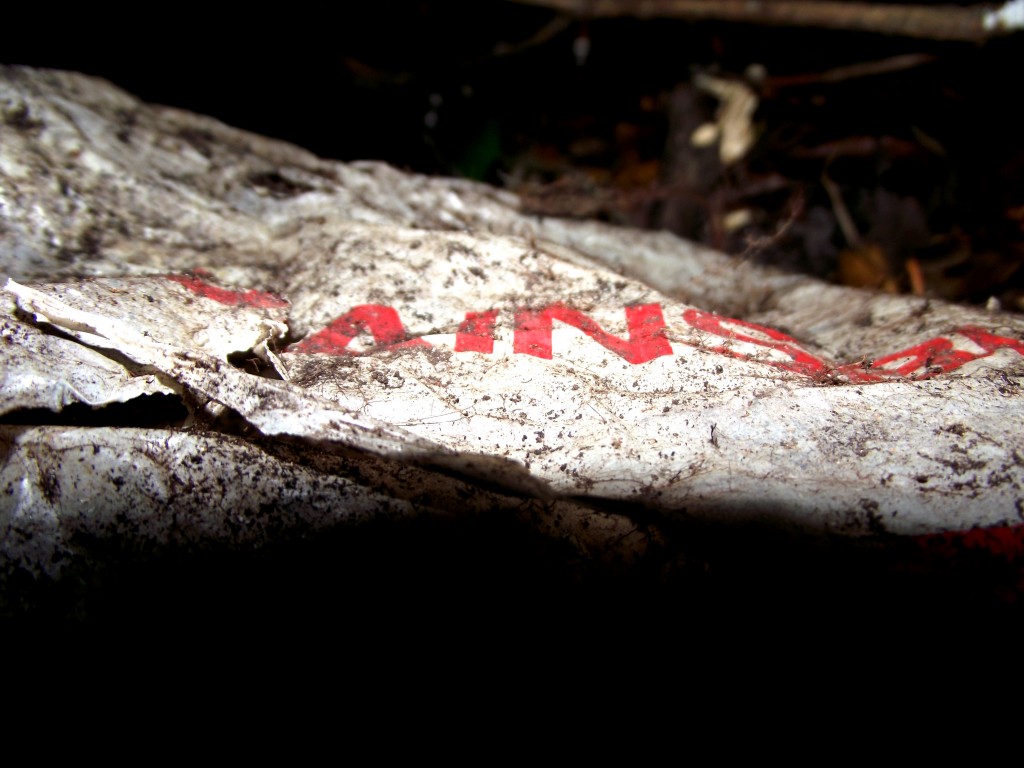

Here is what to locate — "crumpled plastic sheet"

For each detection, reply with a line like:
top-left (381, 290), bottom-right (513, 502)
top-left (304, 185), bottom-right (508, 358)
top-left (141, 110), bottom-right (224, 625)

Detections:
top-left (2, 67), bottom-right (1024, 609)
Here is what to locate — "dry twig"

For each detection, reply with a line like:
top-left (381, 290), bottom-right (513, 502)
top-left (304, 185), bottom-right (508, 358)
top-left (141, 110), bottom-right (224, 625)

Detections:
top-left (511, 0), bottom-right (1023, 42)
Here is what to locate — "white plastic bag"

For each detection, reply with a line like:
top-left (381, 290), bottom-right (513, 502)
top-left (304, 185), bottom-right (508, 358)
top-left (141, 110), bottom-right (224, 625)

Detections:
top-left (2, 67), bottom-right (1023, 609)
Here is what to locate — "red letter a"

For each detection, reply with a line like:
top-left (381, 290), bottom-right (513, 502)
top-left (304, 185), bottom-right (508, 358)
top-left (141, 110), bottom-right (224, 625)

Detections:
top-left (289, 305), bottom-right (430, 355)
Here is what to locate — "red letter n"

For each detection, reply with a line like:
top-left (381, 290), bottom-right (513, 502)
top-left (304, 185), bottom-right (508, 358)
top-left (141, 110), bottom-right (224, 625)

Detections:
top-left (513, 303), bottom-right (672, 364)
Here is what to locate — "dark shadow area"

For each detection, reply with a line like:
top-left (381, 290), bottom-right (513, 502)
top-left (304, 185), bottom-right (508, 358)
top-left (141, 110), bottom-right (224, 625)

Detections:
top-left (5, 503), bottom-right (1021, 648)
top-left (0, 394), bottom-right (189, 429)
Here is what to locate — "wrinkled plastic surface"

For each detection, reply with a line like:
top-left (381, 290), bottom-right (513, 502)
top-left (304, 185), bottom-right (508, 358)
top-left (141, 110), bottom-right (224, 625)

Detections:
top-left (2, 67), bottom-right (1023, 607)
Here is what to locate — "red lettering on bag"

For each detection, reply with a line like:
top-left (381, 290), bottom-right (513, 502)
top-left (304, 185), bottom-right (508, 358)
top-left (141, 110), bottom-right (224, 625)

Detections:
top-left (276, 293), bottom-right (1023, 377)
top-left (869, 337), bottom-right (974, 378)
top-left (289, 305), bottom-right (431, 355)
top-left (957, 326), bottom-right (1024, 358)
top-left (166, 272), bottom-right (289, 309)
top-left (854, 327), bottom-right (1023, 379)
top-left (681, 310), bottom-right (1024, 381)
top-left (682, 308), bottom-right (829, 377)
top-left (455, 310), bottom-right (498, 353)
top-left (513, 303), bottom-right (672, 364)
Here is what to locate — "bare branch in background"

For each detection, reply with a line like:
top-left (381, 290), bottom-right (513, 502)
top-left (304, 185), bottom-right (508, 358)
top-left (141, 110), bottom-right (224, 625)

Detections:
top-left (511, 0), bottom-right (1024, 41)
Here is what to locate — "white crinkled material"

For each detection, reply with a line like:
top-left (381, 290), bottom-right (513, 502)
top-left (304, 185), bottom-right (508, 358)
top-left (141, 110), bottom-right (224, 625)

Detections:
top-left (2, 66), bottom-right (1023, 589)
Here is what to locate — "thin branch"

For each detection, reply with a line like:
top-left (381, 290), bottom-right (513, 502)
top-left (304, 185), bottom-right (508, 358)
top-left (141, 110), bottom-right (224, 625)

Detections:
top-left (510, 0), bottom-right (1024, 42)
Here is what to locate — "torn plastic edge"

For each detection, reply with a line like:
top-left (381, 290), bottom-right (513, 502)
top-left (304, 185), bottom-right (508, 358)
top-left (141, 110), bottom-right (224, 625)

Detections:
top-left (4, 278), bottom-right (555, 499)
top-left (164, 273), bottom-right (291, 378)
